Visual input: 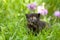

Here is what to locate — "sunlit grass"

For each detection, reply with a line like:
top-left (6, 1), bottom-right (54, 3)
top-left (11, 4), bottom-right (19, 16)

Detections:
top-left (0, 0), bottom-right (60, 40)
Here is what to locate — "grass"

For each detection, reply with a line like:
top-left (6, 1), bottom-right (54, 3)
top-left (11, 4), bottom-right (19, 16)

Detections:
top-left (0, 0), bottom-right (60, 40)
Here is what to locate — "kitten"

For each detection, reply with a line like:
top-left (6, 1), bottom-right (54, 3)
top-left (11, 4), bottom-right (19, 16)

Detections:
top-left (26, 13), bottom-right (49, 34)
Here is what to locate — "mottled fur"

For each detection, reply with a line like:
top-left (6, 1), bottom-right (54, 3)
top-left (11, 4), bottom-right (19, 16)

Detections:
top-left (26, 13), bottom-right (49, 33)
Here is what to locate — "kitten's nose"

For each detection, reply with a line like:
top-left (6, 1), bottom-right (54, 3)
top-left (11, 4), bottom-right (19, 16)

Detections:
top-left (30, 16), bottom-right (37, 23)
top-left (32, 20), bottom-right (37, 23)
top-left (32, 20), bottom-right (35, 22)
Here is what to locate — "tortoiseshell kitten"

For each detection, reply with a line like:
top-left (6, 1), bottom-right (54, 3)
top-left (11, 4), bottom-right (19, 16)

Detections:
top-left (26, 13), bottom-right (49, 34)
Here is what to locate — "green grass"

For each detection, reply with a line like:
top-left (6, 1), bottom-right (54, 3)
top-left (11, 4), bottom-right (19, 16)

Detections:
top-left (0, 0), bottom-right (60, 40)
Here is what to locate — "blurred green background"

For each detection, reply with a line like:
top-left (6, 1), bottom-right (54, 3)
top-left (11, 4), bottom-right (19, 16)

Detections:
top-left (0, 0), bottom-right (60, 40)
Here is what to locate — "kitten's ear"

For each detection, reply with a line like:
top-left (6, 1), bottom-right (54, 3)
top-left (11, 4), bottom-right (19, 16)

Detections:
top-left (37, 13), bottom-right (40, 18)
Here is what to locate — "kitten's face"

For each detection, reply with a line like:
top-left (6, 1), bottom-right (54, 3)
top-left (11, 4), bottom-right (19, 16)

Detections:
top-left (26, 13), bottom-right (40, 24)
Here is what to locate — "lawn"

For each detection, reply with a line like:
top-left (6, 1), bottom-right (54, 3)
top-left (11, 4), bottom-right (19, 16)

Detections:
top-left (0, 0), bottom-right (60, 40)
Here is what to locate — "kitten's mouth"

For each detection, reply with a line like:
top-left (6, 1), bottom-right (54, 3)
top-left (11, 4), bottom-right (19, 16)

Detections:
top-left (29, 22), bottom-right (38, 28)
top-left (32, 21), bottom-right (37, 24)
top-left (29, 21), bottom-right (37, 25)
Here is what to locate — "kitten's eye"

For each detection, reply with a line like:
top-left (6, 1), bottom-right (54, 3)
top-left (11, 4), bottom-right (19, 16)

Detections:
top-left (30, 17), bottom-right (33, 20)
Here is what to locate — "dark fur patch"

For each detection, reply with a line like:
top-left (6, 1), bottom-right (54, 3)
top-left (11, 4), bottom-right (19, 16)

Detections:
top-left (26, 13), bottom-right (49, 34)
